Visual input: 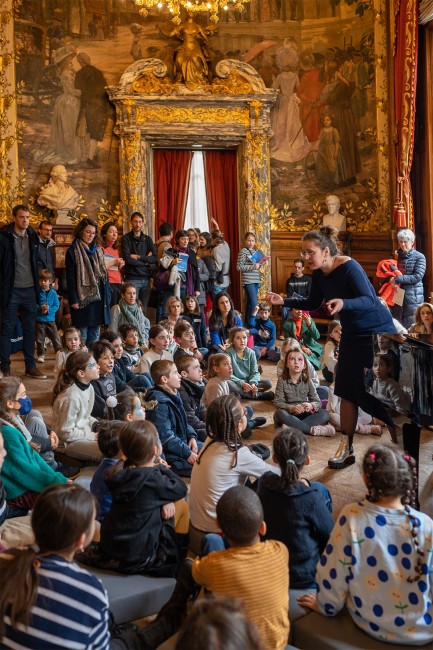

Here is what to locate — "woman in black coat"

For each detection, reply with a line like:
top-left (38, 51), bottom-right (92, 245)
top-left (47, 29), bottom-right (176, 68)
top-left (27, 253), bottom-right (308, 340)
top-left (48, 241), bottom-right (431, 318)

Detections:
top-left (389, 228), bottom-right (426, 329)
top-left (66, 218), bottom-right (111, 345)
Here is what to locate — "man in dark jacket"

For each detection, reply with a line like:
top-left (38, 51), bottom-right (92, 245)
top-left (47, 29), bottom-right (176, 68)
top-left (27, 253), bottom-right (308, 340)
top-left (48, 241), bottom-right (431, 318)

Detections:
top-left (37, 220), bottom-right (56, 274)
top-left (0, 205), bottom-right (46, 378)
top-left (121, 212), bottom-right (157, 315)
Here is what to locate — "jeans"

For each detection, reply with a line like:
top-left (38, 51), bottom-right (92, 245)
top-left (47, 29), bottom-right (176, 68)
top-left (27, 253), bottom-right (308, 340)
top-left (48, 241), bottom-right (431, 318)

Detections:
top-left (24, 409), bottom-right (56, 469)
top-left (79, 325), bottom-right (100, 346)
top-left (243, 283), bottom-right (259, 328)
top-left (227, 379), bottom-right (273, 400)
top-left (201, 533), bottom-right (228, 555)
top-left (274, 408), bottom-right (330, 435)
top-left (127, 276), bottom-right (151, 314)
top-left (0, 287), bottom-right (37, 371)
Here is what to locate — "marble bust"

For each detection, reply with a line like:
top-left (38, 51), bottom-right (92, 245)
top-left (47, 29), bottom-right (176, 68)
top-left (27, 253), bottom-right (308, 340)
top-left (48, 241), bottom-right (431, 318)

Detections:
top-left (37, 164), bottom-right (80, 224)
top-left (322, 194), bottom-right (346, 232)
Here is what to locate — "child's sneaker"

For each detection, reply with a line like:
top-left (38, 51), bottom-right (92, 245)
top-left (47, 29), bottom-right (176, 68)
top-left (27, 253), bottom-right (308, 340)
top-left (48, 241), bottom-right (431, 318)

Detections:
top-left (310, 424), bottom-right (336, 437)
top-left (37, 355), bottom-right (45, 363)
top-left (357, 424), bottom-right (382, 436)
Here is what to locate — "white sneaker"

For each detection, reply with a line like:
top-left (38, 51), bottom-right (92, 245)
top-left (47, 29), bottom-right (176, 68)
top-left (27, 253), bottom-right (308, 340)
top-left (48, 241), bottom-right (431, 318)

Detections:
top-left (310, 424), bottom-right (336, 437)
top-left (37, 356), bottom-right (45, 363)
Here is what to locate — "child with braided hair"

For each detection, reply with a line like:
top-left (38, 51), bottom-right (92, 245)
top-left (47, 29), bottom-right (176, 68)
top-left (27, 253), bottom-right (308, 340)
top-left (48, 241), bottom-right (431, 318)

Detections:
top-left (257, 426), bottom-right (333, 589)
top-left (298, 444), bottom-right (433, 645)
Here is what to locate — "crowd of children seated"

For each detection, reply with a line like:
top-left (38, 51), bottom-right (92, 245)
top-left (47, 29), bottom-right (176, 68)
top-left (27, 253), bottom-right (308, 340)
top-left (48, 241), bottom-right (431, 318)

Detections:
top-left (0, 225), bottom-right (432, 649)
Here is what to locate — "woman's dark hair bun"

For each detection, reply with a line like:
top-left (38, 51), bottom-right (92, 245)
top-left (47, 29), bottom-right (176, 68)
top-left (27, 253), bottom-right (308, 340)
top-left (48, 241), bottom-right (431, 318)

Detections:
top-left (319, 225), bottom-right (339, 240)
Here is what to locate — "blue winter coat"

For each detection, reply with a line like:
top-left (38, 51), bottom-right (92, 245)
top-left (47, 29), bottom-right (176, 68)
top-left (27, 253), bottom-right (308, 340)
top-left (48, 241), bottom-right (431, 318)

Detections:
top-left (37, 287), bottom-right (59, 322)
top-left (146, 387), bottom-right (199, 473)
top-left (392, 248), bottom-right (426, 328)
top-left (0, 223), bottom-right (40, 309)
top-left (66, 240), bottom-right (111, 328)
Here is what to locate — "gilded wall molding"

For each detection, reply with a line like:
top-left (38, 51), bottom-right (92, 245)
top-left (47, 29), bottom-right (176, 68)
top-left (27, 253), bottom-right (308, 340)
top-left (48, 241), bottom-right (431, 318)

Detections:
top-left (135, 105), bottom-right (250, 126)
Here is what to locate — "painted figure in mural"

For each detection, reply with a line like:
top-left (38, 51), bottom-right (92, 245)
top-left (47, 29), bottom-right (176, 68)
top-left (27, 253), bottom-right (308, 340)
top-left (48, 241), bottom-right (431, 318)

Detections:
top-left (38, 165), bottom-right (80, 213)
top-left (75, 52), bottom-right (112, 169)
top-left (270, 41), bottom-right (311, 164)
top-left (322, 194), bottom-right (346, 232)
top-left (296, 52), bottom-right (326, 144)
top-left (168, 14), bottom-right (215, 89)
top-left (315, 113), bottom-right (347, 187)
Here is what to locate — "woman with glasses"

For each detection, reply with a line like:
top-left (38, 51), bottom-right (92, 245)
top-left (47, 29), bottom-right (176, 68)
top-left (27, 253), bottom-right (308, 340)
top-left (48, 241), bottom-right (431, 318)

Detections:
top-left (389, 229), bottom-right (426, 329)
top-left (268, 226), bottom-right (397, 470)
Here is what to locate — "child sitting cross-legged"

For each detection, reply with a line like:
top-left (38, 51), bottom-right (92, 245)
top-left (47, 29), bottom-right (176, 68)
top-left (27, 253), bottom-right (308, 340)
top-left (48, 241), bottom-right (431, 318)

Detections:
top-left (277, 338), bottom-right (329, 401)
top-left (119, 323), bottom-right (145, 373)
top-left (146, 360), bottom-right (202, 476)
top-left (89, 341), bottom-right (117, 419)
top-left (173, 320), bottom-right (204, 364)
top-left (226, 326), bottom-right (274, 401)
top-left (90, 420), bottom-right (124, 522)
top-left (35, 269), bottom-right (62, 364)
top-left (137, 325), bottom-right (173, 375)
top-left (249, 302), bottom-right (280, 362)
top-left (274, 344), bottom-right (335, 437)
top-left (203, 353), bottom-right (266, 436)
top-left (177, 355), bottom-right (207, 442)
top-left (99, 330), bottom-right (152, 392)
top-left (298, 445), bottom-right (433, 646)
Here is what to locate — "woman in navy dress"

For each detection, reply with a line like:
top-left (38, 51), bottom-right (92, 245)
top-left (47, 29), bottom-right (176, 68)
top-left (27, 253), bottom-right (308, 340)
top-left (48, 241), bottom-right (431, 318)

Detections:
top-left (268, 226), bottom-right (397, 469)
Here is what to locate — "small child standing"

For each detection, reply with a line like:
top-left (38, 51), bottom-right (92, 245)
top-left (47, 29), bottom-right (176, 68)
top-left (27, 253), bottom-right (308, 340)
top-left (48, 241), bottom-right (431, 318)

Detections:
top-left (90, 420), bottom-right (124, 521)
top-left (89, 341), bottom-right (117, 419)
top-left (53, 327), bottom-right (86, 379)
top-left (250, 302), bottom-right (280, 362)
top-left (298, 445), bottom-right (433, 646)
top-left (146, 360), bottom-right (202, 476)
top-left (274, 347), bottom-right (334, 437)
top-left (257, 426), bottom-right (334, 589)
top-left (177, 355), bottom-right (207, 442)
top-left (226, 327), bottom-right (274, 401)
top-left (119, 323), bottom-right (145, 372)
top-left (137, 325), bottom-right (173, 375)
top-left (36, 269), bottom-right (62, 364)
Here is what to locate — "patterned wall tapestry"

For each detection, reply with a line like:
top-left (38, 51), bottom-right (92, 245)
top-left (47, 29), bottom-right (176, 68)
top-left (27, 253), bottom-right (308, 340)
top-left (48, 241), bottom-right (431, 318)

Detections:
top-left (15, 0), bottom-right (390, 231)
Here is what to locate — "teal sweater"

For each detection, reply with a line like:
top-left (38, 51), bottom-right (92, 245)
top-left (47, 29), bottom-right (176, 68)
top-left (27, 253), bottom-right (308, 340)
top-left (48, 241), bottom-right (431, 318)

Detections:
top-left (1, 424), bottom-right (67, 499)
top-left (227, 346), bottom-right (261, 386)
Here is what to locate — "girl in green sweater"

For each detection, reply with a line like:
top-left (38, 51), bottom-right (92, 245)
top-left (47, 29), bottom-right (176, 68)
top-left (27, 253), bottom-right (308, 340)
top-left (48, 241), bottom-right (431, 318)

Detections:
top-left (226, 327), bottom-right (274, 401)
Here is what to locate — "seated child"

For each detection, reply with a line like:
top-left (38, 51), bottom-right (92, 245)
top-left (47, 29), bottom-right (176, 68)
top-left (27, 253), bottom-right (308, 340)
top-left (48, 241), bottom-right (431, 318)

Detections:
top-left (274, 346), bottom-right (334, 437)
top-left (97, 420), bottom-right (188, 575)
top-left (283, 308), bottom-right (323, 370)
top-left (250, 302), bottom-right (280, 362)
top-left (159, 319), bottom-right (177, 356)
top-left (226, 327), bottom-right (274, 401)
top-left (119, 323), bottom-right (145, 372)
top-left (193, 486), bottom-right (290, 650)
top-left (177, 355), bottom-right (207, 442)
top-left (137, 325), bottom-right (173, 375)
top-left (146, 360), bottom-right (202, 476)
top-left (189, 394), bottom-right (278, 549)
top-left (321, 320), bottom-right (341, 383)
top-left (52, 350), bottom-right (101, 461)
top-left (328, 364), bottom-right (382, 435)
top-left (89, 341), bottom-right (117, 419)
top-left (109, 282), bottom-right (150, 347)
top-left (36, 269), bottom-right (62, 364)
top-left (111, 387), bottom-right (146, 422)
top-left (298, 445), bottom-right (433, 646)
top-left (257, 426), bottom-right (333, 589)
top-left (277, 338), bottom-right (328, 401)
top-left (90, 420), bottom-right (124, 521)
top-left (203, 353), bottom-right (266, 434)
top-left (184, 295), bottom-right (208, 353)
top-left (369, 353), bottom-right (411, 416)
top-left (408, 301), bottom-right (433, 335)
top-left (99, 330), bottom-right (152, 391)
top-left (173, 320), bottom-right (204, 364)
top-left (53, 326), bottom-right (86, 379)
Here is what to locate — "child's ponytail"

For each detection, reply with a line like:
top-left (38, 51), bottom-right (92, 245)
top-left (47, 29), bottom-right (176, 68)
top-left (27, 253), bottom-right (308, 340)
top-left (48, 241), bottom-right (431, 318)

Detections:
top-left (273, 426), bottom-right (308, 490)
top-left (52, 350), bottom-right (92, 402)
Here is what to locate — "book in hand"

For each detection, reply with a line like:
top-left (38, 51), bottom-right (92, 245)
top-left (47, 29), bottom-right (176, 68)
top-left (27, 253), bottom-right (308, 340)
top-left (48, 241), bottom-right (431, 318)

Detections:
top-left (250, 249), bottom-right (270, 265)
top-left (177, 253), bottom-right (188, 273)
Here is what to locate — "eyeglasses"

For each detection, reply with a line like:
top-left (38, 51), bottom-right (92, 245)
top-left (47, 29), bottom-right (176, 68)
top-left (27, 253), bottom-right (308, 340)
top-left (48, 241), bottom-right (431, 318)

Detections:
top-left (300, 250), bottom-right (316, 259)
top-left (87, 361), bottom-right (97, 369)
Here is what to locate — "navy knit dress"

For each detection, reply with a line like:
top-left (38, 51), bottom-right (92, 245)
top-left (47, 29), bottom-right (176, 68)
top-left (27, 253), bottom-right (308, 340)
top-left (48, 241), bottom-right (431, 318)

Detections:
top-left (283, 259), bottom-right (397, 426)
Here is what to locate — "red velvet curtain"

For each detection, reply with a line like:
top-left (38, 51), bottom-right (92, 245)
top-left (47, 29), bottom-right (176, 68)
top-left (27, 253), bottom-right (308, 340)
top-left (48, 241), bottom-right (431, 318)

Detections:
top-left (153, 150), bottom-right (193, 234)
top-left (393, 0), bottom-right (418, 229)
top-left (203, 150), bottom-right (241, 310)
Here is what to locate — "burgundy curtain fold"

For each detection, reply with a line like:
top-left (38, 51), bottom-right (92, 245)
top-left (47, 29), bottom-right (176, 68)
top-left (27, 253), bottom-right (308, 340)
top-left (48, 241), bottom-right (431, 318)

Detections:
top-left (393, 0), bottom-right (418, 229)
top-left (203, 150), bottom-right (241, 311)
top-left (153, 149), bottom-right (193, 234)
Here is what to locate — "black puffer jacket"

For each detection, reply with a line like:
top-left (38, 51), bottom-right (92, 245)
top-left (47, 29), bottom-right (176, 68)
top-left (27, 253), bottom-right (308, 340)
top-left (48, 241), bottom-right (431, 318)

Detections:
top-left (391, 248), bottom-right (426, 328)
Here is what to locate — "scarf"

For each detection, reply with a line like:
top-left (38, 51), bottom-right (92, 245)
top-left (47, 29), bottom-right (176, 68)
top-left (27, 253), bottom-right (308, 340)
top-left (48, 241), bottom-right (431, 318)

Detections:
top-left (74, 240), bottom-right (106, 308)
top-left (293, 316), bottom-right (302, 341)
top-left (119, 298), bottom-right (147, 345)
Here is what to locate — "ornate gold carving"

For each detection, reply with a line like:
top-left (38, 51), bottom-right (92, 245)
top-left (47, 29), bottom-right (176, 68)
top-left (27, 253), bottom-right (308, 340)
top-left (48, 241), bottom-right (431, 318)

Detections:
top-left (120, 131), bottom-right (142, 214)
top-left (132, 72), bottom-right (175, 95)
top-left (211, 71), bottom-right (253, 95)
top-left (136, 106), bottom-right (249, 126)
top-left (97, 198), bottom-right (125, 231)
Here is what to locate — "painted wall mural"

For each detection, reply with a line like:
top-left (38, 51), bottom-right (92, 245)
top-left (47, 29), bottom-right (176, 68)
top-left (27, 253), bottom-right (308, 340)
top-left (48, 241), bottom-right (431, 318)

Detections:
top-left (15, 0), bottom-right (390, 232)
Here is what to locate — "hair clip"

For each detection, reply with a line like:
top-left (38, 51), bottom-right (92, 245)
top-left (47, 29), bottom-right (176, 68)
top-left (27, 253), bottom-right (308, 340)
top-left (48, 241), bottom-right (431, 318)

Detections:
top-left (405, 455), bottom-right (410, 461)
top-left (286, 459), bottom-right (296, 465)
top-left (369, 453), bottom-right (376, 460)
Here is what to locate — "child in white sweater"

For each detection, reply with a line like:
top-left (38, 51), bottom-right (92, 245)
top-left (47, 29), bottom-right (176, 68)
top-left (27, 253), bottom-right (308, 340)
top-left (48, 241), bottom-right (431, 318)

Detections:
top-left (137, 324), bottom-right (173, 375)
top-left (52, 350), bottom-right (101, 461)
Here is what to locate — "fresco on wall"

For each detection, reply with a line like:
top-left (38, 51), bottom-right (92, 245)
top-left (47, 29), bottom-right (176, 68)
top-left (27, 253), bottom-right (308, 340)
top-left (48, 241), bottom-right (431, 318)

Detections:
top-left (15, 0), bottom-right (385, 227)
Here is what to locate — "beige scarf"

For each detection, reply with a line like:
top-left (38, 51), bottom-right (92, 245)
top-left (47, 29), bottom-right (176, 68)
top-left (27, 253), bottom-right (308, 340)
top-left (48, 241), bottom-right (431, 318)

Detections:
top-left (74, 240), bottom-right (107, 307)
